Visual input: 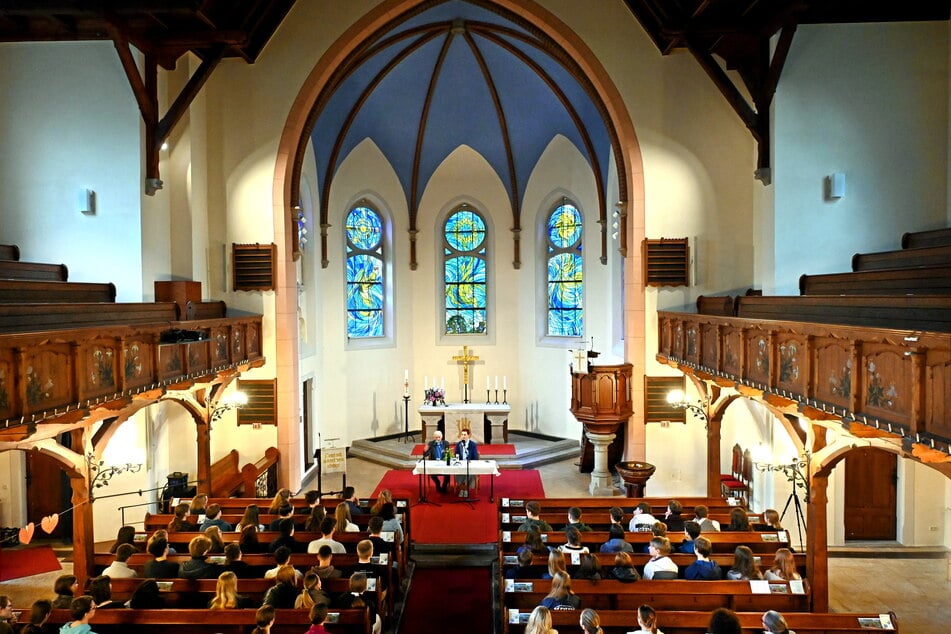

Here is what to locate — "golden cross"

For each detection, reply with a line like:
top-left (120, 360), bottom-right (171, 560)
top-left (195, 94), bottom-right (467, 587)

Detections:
top-left (451, 345), bottom-right (480, 385)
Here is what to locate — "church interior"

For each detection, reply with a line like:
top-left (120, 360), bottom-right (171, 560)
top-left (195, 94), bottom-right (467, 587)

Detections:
top-left (0, 1), bottom-right (949, 632)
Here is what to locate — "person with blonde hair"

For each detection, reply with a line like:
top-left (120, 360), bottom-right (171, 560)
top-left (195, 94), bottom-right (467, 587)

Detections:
top-left (203, 525), bottom-right (225, 553)
top-left (209, 571), bottom-right (252, 609)
top-left (579, 608), bottom-right (602, 634)
top-left (540, 572), bottom-right (580, 610)
top-left (629, 604), bottom-right (664, 634)
top-left (765, 548), bottom-right (801, 581)
top-left (369, 489), bottom-right (393, 515)
top-left (524, 605), bottom-right (558, 634)
top-left (267, 488), bottom-right (292, 514)
top-left (335, 502), bottom-right (359, 532)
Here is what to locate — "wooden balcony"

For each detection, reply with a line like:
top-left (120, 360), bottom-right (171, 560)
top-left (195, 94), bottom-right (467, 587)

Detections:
top-left (657, 311), bottom-right (950, 456)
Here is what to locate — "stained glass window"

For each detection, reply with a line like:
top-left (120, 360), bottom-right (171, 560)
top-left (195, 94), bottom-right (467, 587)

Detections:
top-left (547, 202), bottom-right (583, 336)
top-left (443, 206), bottom-right (487, 334)
top-left (345, 205), bottom-right (384, 338)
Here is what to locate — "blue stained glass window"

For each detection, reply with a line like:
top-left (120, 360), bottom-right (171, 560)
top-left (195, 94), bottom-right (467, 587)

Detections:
top-left (346, 206), bottom-right (384, 338)
top-left (547, 202), bottom-right (583, 336)
top-left (443, 207), bottom-right (487, 334)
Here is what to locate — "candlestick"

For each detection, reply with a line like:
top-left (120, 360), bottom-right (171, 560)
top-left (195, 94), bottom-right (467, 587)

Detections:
top-left (486, 376), bottom-right (490, 391)
top-left (503, 375), bottom-right (507, 390)
top-left (494, 388), bottom-right (499, 405)
top-left (486, 389), bottom-right (491, 405)
top-left (502, 388), bottom-right (507, 405)
top-left (494, 376), bottom-right (498, 391)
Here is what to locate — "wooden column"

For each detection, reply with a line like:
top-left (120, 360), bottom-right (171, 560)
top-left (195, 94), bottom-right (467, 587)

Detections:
top-left (706, 416), bottom-right (722, 498)
top-left (807, 469), bottom-right (830, 612)
top-left (196, 420), bottom-right (211, 495)
top-left (69, 473), bottom-right (93, 586)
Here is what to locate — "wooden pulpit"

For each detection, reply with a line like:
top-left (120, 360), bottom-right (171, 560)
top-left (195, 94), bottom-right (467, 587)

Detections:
top-left (570, 364), bottom-right (633, 484)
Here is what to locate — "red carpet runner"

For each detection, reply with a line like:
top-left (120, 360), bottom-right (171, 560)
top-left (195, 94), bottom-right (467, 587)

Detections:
top-left (0, 545), bottom-right (62, 581)
top-left (400, 567), bottom-right (493, 634)
top-left (371, 468), bottom-right (544, 543)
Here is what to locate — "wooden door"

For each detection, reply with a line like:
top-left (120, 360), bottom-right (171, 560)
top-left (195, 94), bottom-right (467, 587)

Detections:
top-left (26, 449), bottom-right (73, 541)
top-left (843, 448), bottom-right (897, 540)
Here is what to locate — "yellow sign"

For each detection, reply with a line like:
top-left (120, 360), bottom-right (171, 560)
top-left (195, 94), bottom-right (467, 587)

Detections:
top-left (322, 447), bottom-right (347, 474)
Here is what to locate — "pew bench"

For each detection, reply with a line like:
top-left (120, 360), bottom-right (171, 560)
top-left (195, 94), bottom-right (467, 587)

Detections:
top-left (499, 509), bottom-right (759, 531)
top-left (0, 279), bottom-right (116, 303)
top-left (0, 302), bottom-right (179, 333)
top-left (47, 608), bottom-right (370, 634)
top-left (735, 295), bottom-right (951, 333)
top-left (799, 265), bottom-right (951, 296)
top-left (499, 496), bottom-right (743, 513)
top-left (0, 244), bottom-right (19, 261)
top-left (902, 226), bottom-right (951, 249)
top-left (852, 244), bottom-right (951, 271)
top-left (502, 578), bottom-right (810, 612)
top-left (0, 259), bottom-right (68, 281)
top-left (143, 510), bottom-right (381, 532)
top-left (500, 530), bottom-right (790, 555)
top-left (505, 609), bottom-right (897, 634)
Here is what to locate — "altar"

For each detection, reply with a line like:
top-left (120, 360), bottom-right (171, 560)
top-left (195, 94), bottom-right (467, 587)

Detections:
top-left (418, 402), bottom-right (510, 444)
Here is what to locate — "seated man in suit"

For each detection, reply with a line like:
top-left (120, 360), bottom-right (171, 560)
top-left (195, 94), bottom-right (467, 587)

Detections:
top-left (426, 430), bottom-right (451, 493)
top-left (453, 428), bottom-right (479, 497)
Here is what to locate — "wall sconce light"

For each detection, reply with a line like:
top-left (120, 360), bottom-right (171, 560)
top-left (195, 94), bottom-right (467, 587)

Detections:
top-left (87, 452), bottom-right (142, 501)
top-left (824, 172), bottom-right (845, 200)
top-left (81, 189), bottom-right (96, 215)
top-left (666, 388), bottom-right (709, 429)
top-left (211, 391), bottom-right (248, 425)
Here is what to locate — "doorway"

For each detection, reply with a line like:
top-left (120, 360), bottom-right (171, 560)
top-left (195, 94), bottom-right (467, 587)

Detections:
top-left (843, 447), bottom-right (897, 540)
top-left (25, 438), bottom-right (74, 542)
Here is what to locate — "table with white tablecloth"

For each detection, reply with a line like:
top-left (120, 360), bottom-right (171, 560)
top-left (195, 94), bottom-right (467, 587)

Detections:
top-left (411, 459), bottom-right (501, 501)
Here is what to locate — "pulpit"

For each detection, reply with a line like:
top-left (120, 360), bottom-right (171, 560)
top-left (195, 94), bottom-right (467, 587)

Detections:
top-left (570, 363), bottom-right (633, 495)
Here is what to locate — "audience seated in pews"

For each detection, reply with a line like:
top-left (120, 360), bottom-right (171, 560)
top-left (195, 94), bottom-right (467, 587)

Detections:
top-left (20, 599), bottom-right (52, 634)
top-left (239, 524), bottom-right (265, 554)
top-left (679, 521), bottom-right (701, 554)
top-left (311, 544), bottom-right (342, 580)
top-left (606, 551), bottom-right (639, 583)
top-left (644, 522), bottom-right (668, 553)
top-left (340, 486), bottom-right (364, 517)
top-left (265, 546), bottom-right (303, 582)
top-left (296, 571), bottom-right (332, 609)
top-left (726, 507), bottom-right (751, 531)
top-left (101, 544), bottom-right (138, 579)
top-left (267, 488), bottom-right (292, 515)
top-left (203, 525), bottom-right (226, 553)
top-left (252, 604), bottom-right (275, 634)
top-left (580, 608), bottom-right (601, 634)
top-left (307, 517), bottom-right (345, 554)
top-left (378, 503), bottom-right (404, 544)
top-left (305, 603), bottom-right (331, 634)
top-left (524, 605), bottom-right (556, 634)
top-left (762, 609), bottom-right (795, 634)
top-left (765, 548), bottom-right (802, 581)
top-left (209, 571), bottom-right (254, 609)
top-left (235, 503), bottom-right (265, 532)
top-left (544, 549), bottom-right (568, 580)
top-left (599, 524), bottom-right (633, 554)
top-left (148, 529), bottom-right (176, 555)
top-left (109, 526), bottom-right (136, 554)
top-left (304, 490), bottom-right (321, 510)
top-left (178, 536), bottom-right (221, 579)
top-left (188, 494), bottom-right (208, 516)
top-left (262, 566), bottom-right (299, 609)
top-left (167, 503), bottom-right (194, 532)
top-left (628, 503), bottom-right (656, 532)
top-left (562, 506), bottom-right (592, 533)
top-left (539, 572), bottom-right (580, 610)
top-left (519, 501), bottom-right (554, 532)
top-left (352, 539), bottom-right (385, 590)
top-left (725, 545), bottom-right (763, 580)
top-left (369, 489), bottom-right (393, 516)
top-left (663, 500), bottom-right (685, 532)
top-left (629, 604), bottom-right (662, 634)
top-left (335, 573), bottom-right (380, 634)
top-left (708, 607), bottom-right (742, 634)
top-left (559, 526), bottom-right (589, 555)
top-left (0, 596), bottom-right (14, 634)
top-left (268, 518), bottom-right (301, 553)
top-left (518, 528), bottom-right (550, 558)
top-left (86, 576), bottom-right (124, 609)
top-left (304, 505), bottom-right (327, 532)
top-left (268, 505), bottom-right (296, 532)
top-left (199, 503), bottom-right (233, 532)
top-left (609, 506), bottom-right (625, 529)
top-left (59, 596), bottom-right (98, 634)
top-left (684, 537), bottom-right (722, 580)
top-left (574, 553), bottom-right (603, 582)
top-left (222, 542), bottom-right (254, 578)
top-left (693, 505), bottom-right (720, 532)
top-left (507, 548), bottom-right (539, 580)
top-left (643, 537), bottom-right (677, 580)
top-left (52, 575), bottom-right (79, 609)
top-left (755, 508), bottom-right (783, 531)
top-left (367, 516), bottom-right (394, 557)
top-left (128, 579), bottom-right (164, 609)
top-left (335, 502), bottom-right (359, 533)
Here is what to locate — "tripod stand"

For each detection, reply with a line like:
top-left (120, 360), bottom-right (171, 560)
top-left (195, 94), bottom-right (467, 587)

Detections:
top-left (780, 486), bottom-right (807, 551)
top-left (412, 457), bottom-right (442, 508)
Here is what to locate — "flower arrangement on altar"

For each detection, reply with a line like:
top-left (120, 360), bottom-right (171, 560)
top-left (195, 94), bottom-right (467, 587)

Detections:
top-left (424, 387), bottom-right (446, 406)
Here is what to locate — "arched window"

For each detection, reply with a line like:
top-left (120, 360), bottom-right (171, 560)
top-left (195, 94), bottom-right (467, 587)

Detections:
top-left (443, 205), bottom-right (487, 335)
top-left (546, 201), bottom-right (583, 337)
top-left (345, 204), bottom-right (384, 338)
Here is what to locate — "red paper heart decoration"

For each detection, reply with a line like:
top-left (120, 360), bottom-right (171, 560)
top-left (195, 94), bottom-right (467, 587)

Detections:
top-left (18, 522), bottom-right (35, 545)
top-left (41, 514), bottom-right (59, 534)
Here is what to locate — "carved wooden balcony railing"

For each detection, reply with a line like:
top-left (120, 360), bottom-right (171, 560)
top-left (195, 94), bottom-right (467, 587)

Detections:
top-left (0, 315), bottom-right (264, 431)
top-left (657, 311), bottom-right (950, 459)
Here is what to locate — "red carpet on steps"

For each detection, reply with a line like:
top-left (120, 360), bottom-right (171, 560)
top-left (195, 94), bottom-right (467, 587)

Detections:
top-left (0, 545), bottom-right (62, 581)
top-left (400, 567), bottom-right (493, 634)
top-left (371, 469), bottom-right (544, 543)
top-left (409, 443), bottom-right (516, 456)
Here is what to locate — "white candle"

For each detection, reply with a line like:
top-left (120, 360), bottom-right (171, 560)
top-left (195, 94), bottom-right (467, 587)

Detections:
top-left (503, 376), bottom-right (507, 390)
top-left (494, 376), bottom-right (498, 390)
top-left (404, 369), bottom-right (409, 381)
top-left (486, 376), bottom-right (490, 390)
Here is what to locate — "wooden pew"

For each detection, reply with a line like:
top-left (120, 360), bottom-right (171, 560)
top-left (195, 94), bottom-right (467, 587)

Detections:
top-left (500, 551), bottom-right (808, 579)
top-left (143, 510), bottom-right (380, 532)
top-left (0, 302), bottom-right (178, 333)
top-left (505, 610), bottom-right (897, 634)
top-left (210, 449), bottom-right (244, 497)
top-left (185, 300), bottom-right (227, 320)
top-left (852, 244), bottom-right (951, 271)
top-left (108, 530), bottom-right (375, 551)
top-left (798, 266), bottom-right (951, 296)
top-left (0, 244), bottom-right (19, 261)
top-left (0, 259), bottom-right (68, 281)
top-left (499, 509), bottom-right (758, 531)
top-left (0, 279), bottom-right (116, 303)
top-left (47, 608), bottom-right (370, 634)
top-left (696, 294), bottom-right (736, 316)
top-left (498, 496), bottom-right (743, 515)
top-left (501, 578), bottom-right (810, 612)
top-left (735, 295), bottom-right (951, 333)
top-left (500, 530), bottom-right (790, 555)
top-left (902, 226), bottom-right (951, 249)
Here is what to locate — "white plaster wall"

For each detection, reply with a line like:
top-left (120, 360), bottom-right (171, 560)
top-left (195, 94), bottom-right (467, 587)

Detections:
top-left (772, 22), bottom-right (949, 294)
top-left (0, 42), bottom-right (143, 300)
